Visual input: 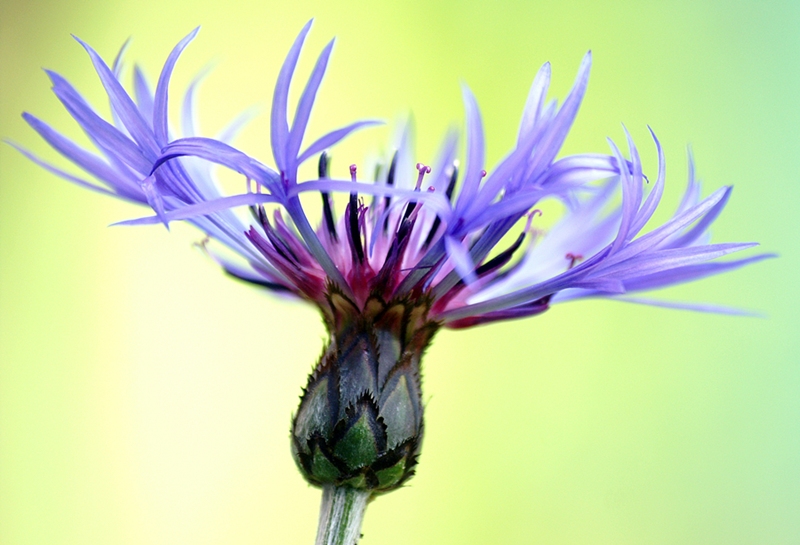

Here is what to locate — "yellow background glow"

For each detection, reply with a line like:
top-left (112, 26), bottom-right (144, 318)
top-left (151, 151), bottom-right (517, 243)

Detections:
top-left (1, 1), bottom-right (797, 543)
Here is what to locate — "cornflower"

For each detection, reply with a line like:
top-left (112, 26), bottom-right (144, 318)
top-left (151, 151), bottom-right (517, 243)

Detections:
top-left (12, 20), bottom-right (772, 545)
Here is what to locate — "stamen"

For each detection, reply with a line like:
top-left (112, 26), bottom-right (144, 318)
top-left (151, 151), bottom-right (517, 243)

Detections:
top-left (524, 209), bottom-right (542, 233)
top-left (406, 186), bottom-right (435, 224)
top-left (318, 152), bottom-right (338, 241)
top-left (349, 164), bottom-right (365, 263)
top-left (422, 161), bottom-right (459, 249)
top-left (192, 235), bottom-right (211, 251)
top-left (565, 253), bottom-right (583, 269)
top-left (401, 163), bottom-right (431, 222)
top-left (414, 162), bottom-right (431, 190)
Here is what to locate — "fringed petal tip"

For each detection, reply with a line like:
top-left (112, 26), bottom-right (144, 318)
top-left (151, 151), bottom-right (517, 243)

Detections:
top-left (110, 192), bottom-right (280, 227)
top-left (613, 296), bottom-right (767, 317)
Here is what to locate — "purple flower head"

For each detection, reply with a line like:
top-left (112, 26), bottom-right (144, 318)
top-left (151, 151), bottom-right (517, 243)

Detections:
top-left (15, 21), bottom-right (773, 331)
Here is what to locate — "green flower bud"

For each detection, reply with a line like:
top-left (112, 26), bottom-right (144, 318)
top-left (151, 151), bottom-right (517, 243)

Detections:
top-left (292, 291), bottom-right (438, 493)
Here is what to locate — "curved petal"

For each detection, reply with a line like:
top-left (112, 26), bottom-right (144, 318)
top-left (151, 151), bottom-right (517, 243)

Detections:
top-left (286, 39), bottom-right (334, 175)
top-left (112, 192), bottom-right (279, 226)
top-left (271, 19), bottom-right (313, 172)
top-left (296, 120), bottom-right (383, 165)
top-left (72, 35), bottom-right (158, 158)
top-left (153, 27), bottom-right (199, 145)
top-left (155, 137), bottom-right (280, 189)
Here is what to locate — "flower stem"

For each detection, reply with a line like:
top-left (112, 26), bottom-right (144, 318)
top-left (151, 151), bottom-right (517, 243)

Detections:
top-left (315, 485), bottom-right (371, 545)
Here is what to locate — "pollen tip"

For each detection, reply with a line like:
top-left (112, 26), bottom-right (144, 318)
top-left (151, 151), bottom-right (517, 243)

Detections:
top-left (565, 252), bottom-right (584, 269)
top-left (524, 209), bottom-right (542, 232)
top-left (480, 169), bottom-right (487, 177)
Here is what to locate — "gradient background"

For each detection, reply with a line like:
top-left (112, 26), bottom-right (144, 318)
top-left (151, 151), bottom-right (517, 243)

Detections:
top-left (1, 1), bottom-right (798, 543)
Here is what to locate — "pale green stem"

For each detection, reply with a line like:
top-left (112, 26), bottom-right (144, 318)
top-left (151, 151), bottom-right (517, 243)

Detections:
top-left (315, 485), bottom-right (372, 545)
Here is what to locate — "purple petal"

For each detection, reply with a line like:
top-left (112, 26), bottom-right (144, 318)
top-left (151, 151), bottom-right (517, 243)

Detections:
top-left (606, 137), bottom-right (638, 254)
top-left (518, 62), bottom-right (551, 144)
top-left (437, 264), bottom-right (590, 322)
top-left (178, 65), bottom-right (216, 141)
top-left (620, 253), bottom-right (776, 292)
top-left (613, 297), bottom-right (762, 316)
top-left (112, 192), bottom-right (280, 226)
top-left (462, 188), bottom-right (545, 232)
top-left (546, 154), bottom-right (627, 182)
top-left (217, 106), bottom-right (260, 144)
top-left (22, 113), bottom-right (130, 189)
top-left (473, 105), bottom-right (555, 209)
top-left (629, 127), bottom-right (665, 235)
top-left (605, 186), bottom-right (731, 266)
top-left (572, 278), bottom-right (625, 293)
top-left (156, 137), bottom-right (279, 188)
top-left (140, 174), bottom-right (168, 228)
top-left (445, 300), bottom-right (550, 328)
top-left (286, 39), bottom-right (334, 175)
top-left (153, 27), bottom-right (200, 145)
top-left (296, 120), bottom-right (383, 165)
top-left (675, 148), bottom-right (701, 215)
top-left (133, 65), bottom-right (155, 122)
top-left (213, 253), bottom-right (294, 294)
top-left (597, 242), bottom-right (759, 279)
top-left (47, 70), bottom-right (151, 173)
top-left (111, 37), bottom-right (132, 77)
top-left (454, 84), bottom-right (485, 215)
top-left (523, 51), bottom-right (591, 181)
top-left (667, 185), bottom-right (732, 249)
top-left (444, 236), bottom-right (478, 285)
top-left (8, 140), bottom-right (124, 199)
top-left (72, 35), bottom-right (158, 158)
top-left (271, 20), bottom-right (313, 173)
top-left (428, 128), bottom-right (460, 193)
top-left (623, 125), bottom-right (644, 230)
top-left (181, 74), bottom-right (202, 139)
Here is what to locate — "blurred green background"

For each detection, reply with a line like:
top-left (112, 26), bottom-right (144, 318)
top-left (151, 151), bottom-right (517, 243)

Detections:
top-left (1, 0), bottom-right (797, 543)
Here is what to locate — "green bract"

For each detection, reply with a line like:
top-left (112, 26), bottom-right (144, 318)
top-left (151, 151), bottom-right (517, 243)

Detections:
top-left (291, 291), bottom-right (437, 492)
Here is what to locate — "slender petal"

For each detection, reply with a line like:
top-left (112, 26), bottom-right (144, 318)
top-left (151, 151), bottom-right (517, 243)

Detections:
top-left (72, 35), bottom-right (159, 158)
top-left (271, 19), bottom-right (313, 173)
top-left (153, 27), bottom-right (199, 145)
top-left (286, 39), bottom-right (334, 176)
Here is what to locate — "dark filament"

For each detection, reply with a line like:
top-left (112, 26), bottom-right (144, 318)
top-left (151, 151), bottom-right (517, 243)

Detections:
top-left (349, 165), bottom-right (365, 264)
top-left (474, 231), bottom-right (525, 277)
top-left (318, 152), bottom-right (338, 241)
